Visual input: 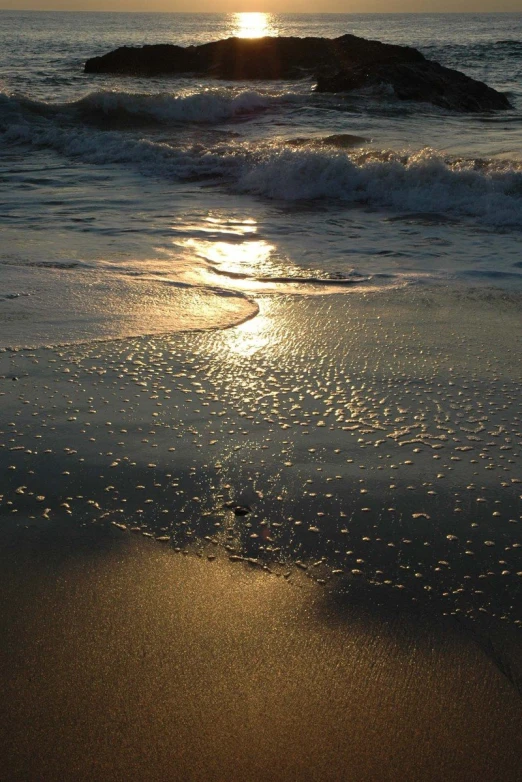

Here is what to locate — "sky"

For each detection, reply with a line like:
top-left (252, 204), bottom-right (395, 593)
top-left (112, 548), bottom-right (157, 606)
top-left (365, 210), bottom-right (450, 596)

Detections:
top-left (1, 0), bottom-right (521, 12)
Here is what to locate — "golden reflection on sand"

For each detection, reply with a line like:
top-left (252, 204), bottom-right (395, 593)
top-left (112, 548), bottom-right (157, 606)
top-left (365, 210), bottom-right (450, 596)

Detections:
top-left (2, 530), bottom-right (522, 782)
top-left (222, 299), bottom-right (274, 356)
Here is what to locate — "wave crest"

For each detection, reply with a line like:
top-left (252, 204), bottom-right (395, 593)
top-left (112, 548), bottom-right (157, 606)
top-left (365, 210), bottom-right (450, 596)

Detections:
top-left (1, 88), bottom-right (296, 126)
top-left (238, 147), bottom-right (522, 226)
top-left (2, 96), bottom-right (522, 227)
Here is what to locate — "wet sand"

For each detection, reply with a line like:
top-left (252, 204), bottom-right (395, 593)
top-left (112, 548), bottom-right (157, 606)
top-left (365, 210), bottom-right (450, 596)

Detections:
top-left (1, 285), bottom-right (521, 780)
top-left (1, 523), bottom-right (522, 782)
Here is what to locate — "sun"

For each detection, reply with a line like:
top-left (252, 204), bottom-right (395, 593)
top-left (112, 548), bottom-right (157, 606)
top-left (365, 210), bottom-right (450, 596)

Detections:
top-left (233, 12), bottom-right (272, 39)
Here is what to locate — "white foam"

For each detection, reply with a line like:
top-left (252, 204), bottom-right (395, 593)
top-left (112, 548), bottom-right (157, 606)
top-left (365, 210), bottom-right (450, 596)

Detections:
top-left (1, 88), bottom-right (297, 126)
top-left (2, 91), bottom-right (522, 227)
top-left (78, 88), bottom-right (297, 123)
top-left (237, 147), bottom-right (522, 227)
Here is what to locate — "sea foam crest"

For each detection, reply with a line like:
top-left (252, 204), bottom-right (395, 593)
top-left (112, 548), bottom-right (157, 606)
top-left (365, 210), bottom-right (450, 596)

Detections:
top-left (0, 88), bottom-right (294, 125)
top-left (1, 114), bottom-right (239, 178)
top-left (77, 89), bottom-right (294, 123)
top-left (2, 107), bottom-right (522, 227)
top-left (237, 148), bottom-right (522, 226)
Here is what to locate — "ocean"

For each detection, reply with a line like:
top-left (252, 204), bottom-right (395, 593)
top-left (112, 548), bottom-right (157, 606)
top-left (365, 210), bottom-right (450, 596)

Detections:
top-left (1, 11), bottom-right (522, 346)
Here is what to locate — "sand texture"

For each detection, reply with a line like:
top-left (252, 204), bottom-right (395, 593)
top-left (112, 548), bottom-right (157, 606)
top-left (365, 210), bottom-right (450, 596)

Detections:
top-left (1, 286), bottom-right (521, 780)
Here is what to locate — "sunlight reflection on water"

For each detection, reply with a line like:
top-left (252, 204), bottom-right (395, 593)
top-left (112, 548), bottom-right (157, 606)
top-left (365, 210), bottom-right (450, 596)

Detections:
top-left (221, 299), bottom-right (274, 356)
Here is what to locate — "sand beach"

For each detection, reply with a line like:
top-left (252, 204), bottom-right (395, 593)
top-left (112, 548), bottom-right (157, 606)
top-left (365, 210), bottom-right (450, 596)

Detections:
top-left (1, 286), bottom-right (521, 780)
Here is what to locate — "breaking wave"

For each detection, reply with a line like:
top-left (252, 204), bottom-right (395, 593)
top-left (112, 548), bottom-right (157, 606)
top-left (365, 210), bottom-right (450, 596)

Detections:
top-left (1, 88), bottom-right (297, 126)
top-left (76, 88), bottom-right (298, 123)
top-left (237, 148), bottom-right (522, 226)
top-left (2, 90), bottom-right (522, 227)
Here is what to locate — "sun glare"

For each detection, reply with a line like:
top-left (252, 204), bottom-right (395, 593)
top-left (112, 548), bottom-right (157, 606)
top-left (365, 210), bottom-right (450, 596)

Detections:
top-left (222, 300), bottom-right (274, 357)
top-left (233, 12), bottom-right (272, 39)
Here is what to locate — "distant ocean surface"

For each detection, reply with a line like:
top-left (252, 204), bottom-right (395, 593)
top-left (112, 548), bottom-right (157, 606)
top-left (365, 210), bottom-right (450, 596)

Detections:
top-left (1, 11), bottom-right (522, 347)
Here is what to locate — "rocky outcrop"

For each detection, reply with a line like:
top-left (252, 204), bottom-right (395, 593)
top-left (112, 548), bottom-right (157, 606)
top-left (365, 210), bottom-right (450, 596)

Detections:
top-left (84, 34), bottom-right (511, 112)
top-left (84, 34), bottom-right (423, 79)
top-left (316, 60), bottom-right (511, 112)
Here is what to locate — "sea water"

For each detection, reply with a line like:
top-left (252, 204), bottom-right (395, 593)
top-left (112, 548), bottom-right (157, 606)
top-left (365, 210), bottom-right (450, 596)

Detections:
top-left (1, 11), bottom-right (522, 346)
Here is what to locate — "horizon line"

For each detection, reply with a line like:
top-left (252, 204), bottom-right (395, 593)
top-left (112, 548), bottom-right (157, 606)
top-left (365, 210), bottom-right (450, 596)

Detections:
top-left (2, 7), bottom-right (521, 12)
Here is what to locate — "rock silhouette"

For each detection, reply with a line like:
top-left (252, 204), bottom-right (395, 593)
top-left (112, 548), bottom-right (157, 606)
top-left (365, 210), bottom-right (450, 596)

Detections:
top-left (316, 59), bottom-right (511, 112)
top-left (84, 34), bottom-right (511, 112)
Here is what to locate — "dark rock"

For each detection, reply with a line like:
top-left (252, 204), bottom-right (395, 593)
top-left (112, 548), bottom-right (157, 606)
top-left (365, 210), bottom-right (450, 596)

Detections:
top-left (223, 501), bottom-right (252, 516)
top-left (287, 133), bottom-right (369, 148)
top-left (85, 43), bottom-right (198, 77)
top-left (84, 33), bottom-right (424, 79)
top-left (315, 60), bottom-right (511, 112)
top-left (84, 34), bottom-right (511, 113)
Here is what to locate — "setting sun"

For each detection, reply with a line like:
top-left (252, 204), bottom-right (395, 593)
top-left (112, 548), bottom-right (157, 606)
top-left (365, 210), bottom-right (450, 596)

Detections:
top-left (233, 11), bottom-right (272, 38)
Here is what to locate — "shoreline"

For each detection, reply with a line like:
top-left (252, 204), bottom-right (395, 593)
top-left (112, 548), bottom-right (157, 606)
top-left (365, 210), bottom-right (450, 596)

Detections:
top-left (1, 286), bottom-right (521, 611)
